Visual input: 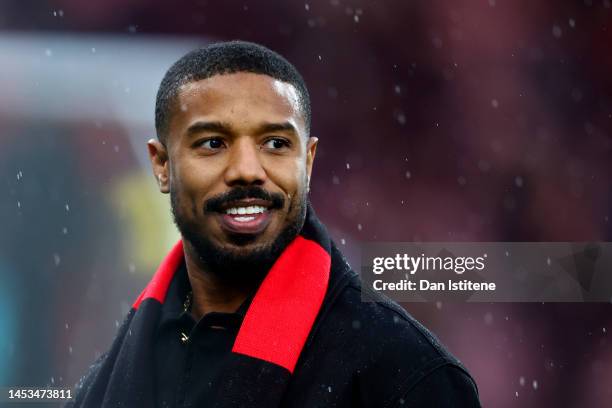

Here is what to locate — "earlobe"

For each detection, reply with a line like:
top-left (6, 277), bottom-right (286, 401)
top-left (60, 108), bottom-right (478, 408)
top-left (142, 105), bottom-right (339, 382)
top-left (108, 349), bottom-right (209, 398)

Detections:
top-left (157, 173), bottom-right (170, 193)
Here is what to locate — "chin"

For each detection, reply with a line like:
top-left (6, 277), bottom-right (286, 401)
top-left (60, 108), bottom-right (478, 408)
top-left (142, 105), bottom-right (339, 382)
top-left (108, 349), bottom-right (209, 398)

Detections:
top-left (221, 234), bottom-right (276, 252)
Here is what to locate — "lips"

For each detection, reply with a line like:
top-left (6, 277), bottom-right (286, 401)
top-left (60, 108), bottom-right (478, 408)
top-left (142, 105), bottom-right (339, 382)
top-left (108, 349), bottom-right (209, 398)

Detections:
top-left (217, 200), bottom-right (273, 235)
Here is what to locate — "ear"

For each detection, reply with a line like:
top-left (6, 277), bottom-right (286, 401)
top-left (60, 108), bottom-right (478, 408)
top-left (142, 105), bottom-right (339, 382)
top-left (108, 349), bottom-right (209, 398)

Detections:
top-left (305, 136), bottom-right (318, 188)
top-left (147, 138), bottom-right (170, 194)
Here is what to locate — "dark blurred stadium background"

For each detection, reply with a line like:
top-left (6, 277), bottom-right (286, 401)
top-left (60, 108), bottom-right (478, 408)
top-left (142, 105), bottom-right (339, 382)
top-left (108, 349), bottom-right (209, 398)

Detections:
top-left (1, 1), bottom-right (611, 406)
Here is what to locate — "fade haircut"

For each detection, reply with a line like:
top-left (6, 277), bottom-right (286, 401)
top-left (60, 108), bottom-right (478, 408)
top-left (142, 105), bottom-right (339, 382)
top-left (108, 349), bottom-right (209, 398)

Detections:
top-left (155, 40), bottom-right (311, 145)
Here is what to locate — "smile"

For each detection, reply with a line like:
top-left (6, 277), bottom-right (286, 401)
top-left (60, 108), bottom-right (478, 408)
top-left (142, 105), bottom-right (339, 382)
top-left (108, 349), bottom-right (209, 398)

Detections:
top-left (225, 205), bottom-right (267, 221)
top-left (218, 202), bottom-right (273, 235)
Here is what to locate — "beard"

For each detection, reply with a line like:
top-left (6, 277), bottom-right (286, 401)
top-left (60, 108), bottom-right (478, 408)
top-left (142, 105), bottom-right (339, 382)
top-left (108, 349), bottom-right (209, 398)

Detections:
top-left (170, 184), bottom-right (308, 287)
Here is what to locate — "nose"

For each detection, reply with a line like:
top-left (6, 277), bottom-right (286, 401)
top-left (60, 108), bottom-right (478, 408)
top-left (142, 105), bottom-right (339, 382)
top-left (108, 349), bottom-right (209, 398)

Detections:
top-left (224, 137), bottom-right (267, 186)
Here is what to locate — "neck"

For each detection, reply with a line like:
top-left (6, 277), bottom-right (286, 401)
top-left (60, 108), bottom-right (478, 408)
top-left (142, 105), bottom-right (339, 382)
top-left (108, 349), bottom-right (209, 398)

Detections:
top-left (182, 239), bottom-right (256, 320)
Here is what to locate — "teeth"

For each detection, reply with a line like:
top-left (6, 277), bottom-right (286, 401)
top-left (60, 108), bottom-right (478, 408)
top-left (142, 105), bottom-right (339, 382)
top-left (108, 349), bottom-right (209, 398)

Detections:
top-left (225, 205), bottom-right (266, 215)
top-left (234, 216), bottom-right (255, 222)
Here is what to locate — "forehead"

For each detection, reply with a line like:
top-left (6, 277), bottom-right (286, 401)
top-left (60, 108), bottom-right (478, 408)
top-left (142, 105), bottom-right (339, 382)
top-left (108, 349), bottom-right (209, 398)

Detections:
top-left (171, 72), bottom-right (305, 135)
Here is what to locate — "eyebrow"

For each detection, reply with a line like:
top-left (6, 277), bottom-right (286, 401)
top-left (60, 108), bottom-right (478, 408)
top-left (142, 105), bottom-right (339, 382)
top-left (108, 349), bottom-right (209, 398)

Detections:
top-left (186, 121), bottom-right (232, 136)
top-left (186, 121), bottom-right (299, 137)
top-left (256, 122), bottom-right (298, 135)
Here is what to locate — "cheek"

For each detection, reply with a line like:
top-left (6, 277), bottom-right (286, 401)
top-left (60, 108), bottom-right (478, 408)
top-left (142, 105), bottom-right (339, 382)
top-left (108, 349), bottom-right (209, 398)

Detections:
top-left (283, 174), bottom-right (309, 214)
top-left (268, 156), bottom-right (307, 191)
top-left (171, 161), bottom-right (216, 215)
top-left (276, 179), bottom-right (304, 211)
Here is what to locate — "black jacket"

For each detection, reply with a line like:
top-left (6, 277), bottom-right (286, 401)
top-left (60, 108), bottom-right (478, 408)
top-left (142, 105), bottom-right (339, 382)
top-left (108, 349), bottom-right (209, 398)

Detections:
top-left (277, 244), bottom-right (480, 407)
top-left (69, 206), bottom-right (480, 407)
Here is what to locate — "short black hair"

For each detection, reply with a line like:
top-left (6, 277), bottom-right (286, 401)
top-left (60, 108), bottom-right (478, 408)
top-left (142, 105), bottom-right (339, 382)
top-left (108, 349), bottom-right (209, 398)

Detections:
top-left (155, 40), bottom-right (311, 145)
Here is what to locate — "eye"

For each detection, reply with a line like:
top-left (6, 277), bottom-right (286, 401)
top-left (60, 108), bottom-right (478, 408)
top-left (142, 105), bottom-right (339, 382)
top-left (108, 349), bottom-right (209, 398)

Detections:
top-left (197, 137), bottom-right (225, 150)
top-left (263, 137), bottom-right (290, 151)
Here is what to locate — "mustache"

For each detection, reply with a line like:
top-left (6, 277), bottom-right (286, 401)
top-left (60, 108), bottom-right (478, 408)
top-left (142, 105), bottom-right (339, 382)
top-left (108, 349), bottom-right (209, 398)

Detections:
top-left (204, 186), bottom-right (285, 213)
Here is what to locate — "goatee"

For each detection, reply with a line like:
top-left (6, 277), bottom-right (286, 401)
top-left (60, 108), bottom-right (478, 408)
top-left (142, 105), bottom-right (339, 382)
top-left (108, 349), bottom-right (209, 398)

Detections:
top-left (170, 185), bottom-right (307, 287)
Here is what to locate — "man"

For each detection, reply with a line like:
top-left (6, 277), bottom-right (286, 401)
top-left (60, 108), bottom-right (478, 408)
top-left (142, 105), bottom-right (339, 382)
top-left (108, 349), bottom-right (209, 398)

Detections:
top-left (70, 41), bottom-right (480, 407)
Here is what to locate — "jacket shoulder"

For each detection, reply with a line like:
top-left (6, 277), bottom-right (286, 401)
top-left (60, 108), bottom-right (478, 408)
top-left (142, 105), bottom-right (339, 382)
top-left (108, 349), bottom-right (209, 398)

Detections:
top-left (336, 274), bottom-right (460, 363)
top-left (313, 270), bottom-right (479, 406)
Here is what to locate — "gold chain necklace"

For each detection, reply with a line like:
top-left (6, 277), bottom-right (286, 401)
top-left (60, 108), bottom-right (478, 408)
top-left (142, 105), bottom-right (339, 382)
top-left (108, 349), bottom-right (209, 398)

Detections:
top-left (180, 291), bottom-right (193, 344)
top-left (183, 290), bottom-right (193, 313)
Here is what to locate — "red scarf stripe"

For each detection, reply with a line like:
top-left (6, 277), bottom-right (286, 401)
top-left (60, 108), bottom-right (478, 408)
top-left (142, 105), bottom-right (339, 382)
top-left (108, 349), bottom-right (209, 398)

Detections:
top-left (132, 236), bottom-right (331, 374)
top-left (132, 241), bottom-right (184, 310)
top-left (232, 236), bottom-right (331, 373)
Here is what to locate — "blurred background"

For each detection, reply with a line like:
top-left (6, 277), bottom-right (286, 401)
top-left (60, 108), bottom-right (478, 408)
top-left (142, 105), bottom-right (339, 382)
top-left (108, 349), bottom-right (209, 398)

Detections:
top-left (1, 1), bottom-right (611, 406)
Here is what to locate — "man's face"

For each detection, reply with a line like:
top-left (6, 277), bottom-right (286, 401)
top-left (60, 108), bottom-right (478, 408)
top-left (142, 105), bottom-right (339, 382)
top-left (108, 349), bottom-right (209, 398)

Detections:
top-left (148, 72), bottom-right (317, 279)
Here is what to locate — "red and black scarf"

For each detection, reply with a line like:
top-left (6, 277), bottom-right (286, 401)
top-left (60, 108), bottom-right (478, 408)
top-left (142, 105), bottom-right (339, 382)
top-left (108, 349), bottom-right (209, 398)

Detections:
top-left (69, 204), bottom-right (335, 407)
